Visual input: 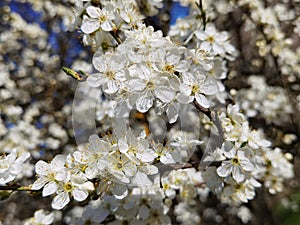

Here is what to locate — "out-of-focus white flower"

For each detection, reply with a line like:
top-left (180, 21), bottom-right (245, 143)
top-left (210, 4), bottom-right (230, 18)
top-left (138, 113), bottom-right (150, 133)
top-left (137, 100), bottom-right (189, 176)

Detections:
top-left (0, 149), bottom-right (30, 185)
top-left (174, 202), bottom-right (201, 225)
top-left (24, 209), bottom-right (54, 225)
top-left (237, 206), bottom-right (252, 224)
top-left (262, 147), bottom-right (294, 194)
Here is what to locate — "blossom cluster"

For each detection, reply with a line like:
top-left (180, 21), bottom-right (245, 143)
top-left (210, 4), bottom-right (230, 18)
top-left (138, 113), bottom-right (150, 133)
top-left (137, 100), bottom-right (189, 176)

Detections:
top-left (206, 105), bottom-right (294, 204)
top-left (234, 75), bottom-right (293, 125)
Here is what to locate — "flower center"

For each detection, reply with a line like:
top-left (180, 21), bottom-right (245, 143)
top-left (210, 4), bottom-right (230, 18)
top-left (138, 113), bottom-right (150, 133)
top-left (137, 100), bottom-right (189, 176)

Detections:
top-left (163, 64), bottom-right (175, 74)
top-left (63, 182), bottom-right (74, 192)
top-left (207, 36), bottom-right (214, 43)
top-left (146, 81), bottom-right (155, 90)
top-left (232, 157), bottom-right (240, 165)
top-left (104, 70), bottom-right (115, 80)
top-left (99, 14), bottom-right (107, 23)
top-left (191, 84), bottom-right (199, 95)
top-left (116, 162), bottom-right (123, 170)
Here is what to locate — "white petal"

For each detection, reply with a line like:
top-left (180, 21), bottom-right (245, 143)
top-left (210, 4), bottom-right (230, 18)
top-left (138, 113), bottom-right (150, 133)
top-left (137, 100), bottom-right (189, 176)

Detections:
top-left (195, 94), bottom-right (210, 108)
top-left (194, 30), bottom-right (207, 40)
top-left (35, 161), bottom-right (50, 176)
top-left (81, 19), bottom-right (100, 34)
top-left (131, 171), bottom-right (152, 186)
top-left (176, 60), bottom-right (190, 72)
top-left (55, 168), bottom-right (68, 181)
top-left (16, 152), bottom-right (30, 163)
top-left (51, 155), bottom-right (66, 170)
top-left (124, 164), bottom-right (137, 177)
top-left (87, 73), bottom-right (107, 87)
top-left (240, 159), bottom-right (254, 171)
top-left (103, 80), bottom-right (119, 94)
top-left (179, 83), bottom-right (192, 96)
top-left (118, 138), bottom-right (129, 153)
top-left (43, 181), bottom-right (58, 196)
top-left (160, 153), bottom-right (176, 164)
top-left (85, 165), bottom-right (98, 179)
top-left (212, 43), bottom-right (224, 55)
top-left (216, 163), bottom-right (231, 177)
top-left (86, 6), bottom-right (100, 18)
top-left (154, 86), bottom-right (175, 103)
top-left (128, 79), bottom-right (145, 91)
top-left (97, 158), bottom-right (107, 171)
top-left (92, 53), bottom-right (107, 72)
top-left (202, 83), bottom-right (218, 95)
top-left (259, 139), bottom-right (271, 147)
top-left (166, 104), bottom-right (179, 124)
top-left (232, 166), bottom-right (245, 183)
top-left (166, 189), bottom-right (176, 199)
top-left (205, 24), bottom-right (216, 35)
top-left (181, 72), bottom-right (195, 85)
top-left (166, 53), bottom-right (180, 65)
top-left (176, 92), bottom-right (193, 104)
top-left (51, 192), bottom-right (70, 210)
top-left (141, 165), bottom-right (158, 175)
top-left (73, 188), bottom-right (88, 201)
top-left (136, 95), bottom-right (154, 113)
top-left (31, 177), bottom-right (48, 190)
top-left (89, 134), bottom-right (101, 151)
top-left (101, 21), bottom-right (114, 31)
top-left (137, 151), bottom-right (155, 163)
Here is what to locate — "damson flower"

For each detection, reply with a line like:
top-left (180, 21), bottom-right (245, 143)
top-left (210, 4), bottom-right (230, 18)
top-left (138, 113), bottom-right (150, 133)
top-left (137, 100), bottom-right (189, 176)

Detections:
top-left (51, 174), bottom-right (94, 210)
top-left (124, 24), bottom-right (168, 50)
top-left (81, 4), bottom-right (116, 34)
top-left (73, 134), bottom-right (111, 179)
top-left (222, 178), bottom-right (261, 204)
top-left (128, 64), bottom-right (176, 113)
top-left (152, 47), bottom-right (190, 75)
top-left (31, 154), bottom-right (68, 197)
top-left (169, 17), bottom-right (198, 40)
top-left (194, 23), bottom-right (236, 58)
top-left (117, 1), bottom-right (144, 25)
top-left (220, 104), bottom-right (248, 142)
top-left (118, 130), bottom-right (155, 164)
top-left (87, 51), bottom-right (128, 94)
top-left (106, 150), bottom-right (138, 184)
top-left (216, 142), bottom-right (254, 183)
top-left (261, 147), bottom-right (294, 194)
top-left (226, 104), bottom-right (246, 125)
top-left (178, 71), bottom-right (218, 108)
